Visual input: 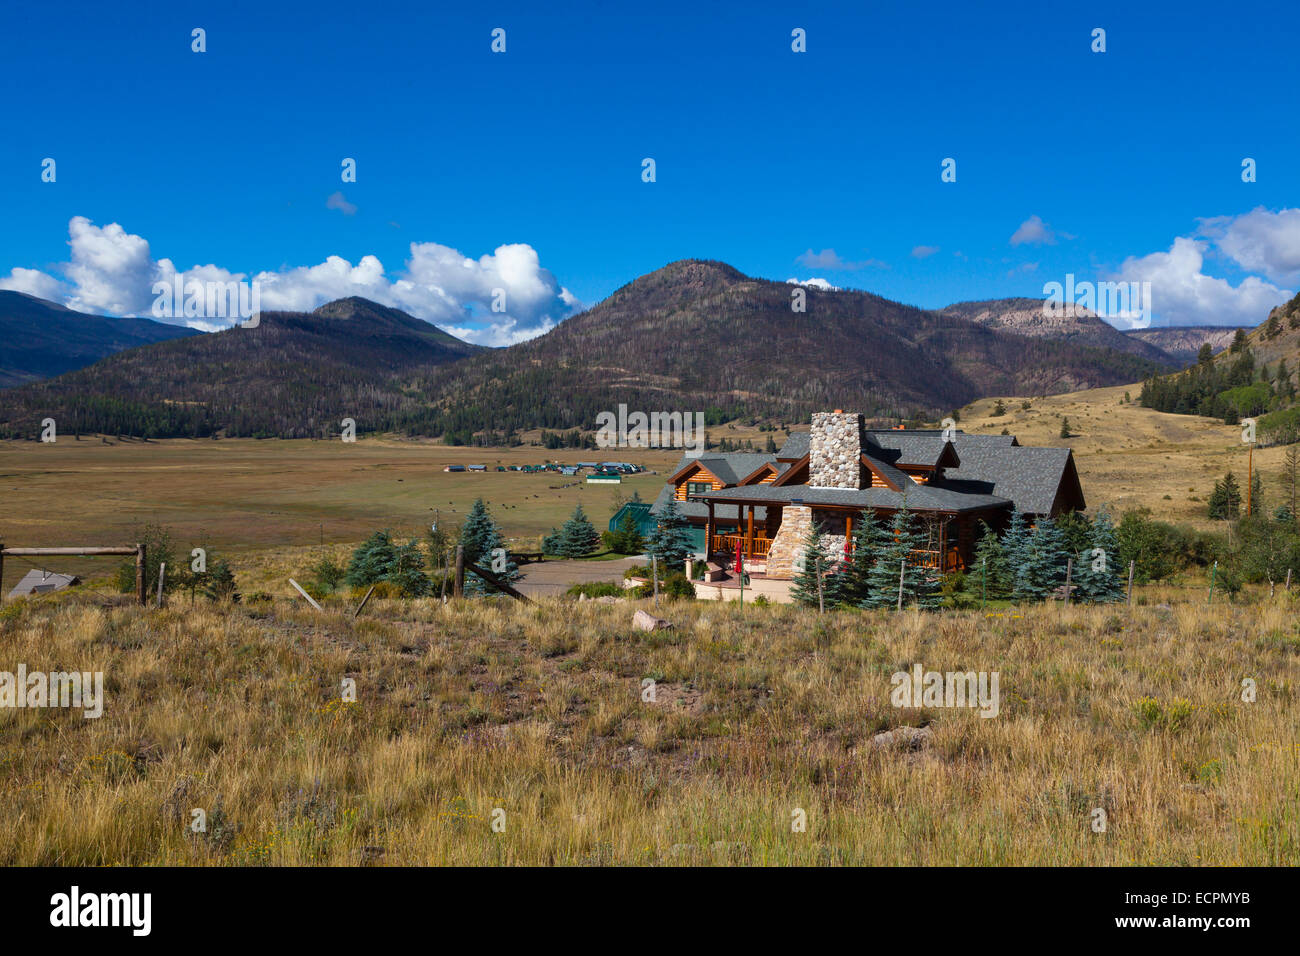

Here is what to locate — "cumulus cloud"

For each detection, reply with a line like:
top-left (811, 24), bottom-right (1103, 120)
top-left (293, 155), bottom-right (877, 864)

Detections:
top-left (1198, 207), bottom-right (1300, 284)
top-left (4, 217), bottom-right (582, 345)
top-left (795, 248), bottom-right (887, 271)
top-left (0, 266), bottom-right (66, 300)
top-left (1109, 236), bottom-right (1290, 328)
top-left (911, 245), bottom-right (940, 259)
top-left (1009, 215), bottom-right (1056, 247)
top-left (326, 191), bottom-right (358, 216)
top-left (786, 277), bottom-right (839, 291)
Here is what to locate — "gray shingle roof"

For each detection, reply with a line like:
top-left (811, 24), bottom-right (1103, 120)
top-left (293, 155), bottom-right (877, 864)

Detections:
top-left (863, 430), bottom-right (954, 469)
top-left (943, 434), bottom-right (1078, 515)
top-left (776, 432), bottom-right (809, 460)
top-left (650, 483), bottom-right (769, 523)
top-left (699, 480), bottom-right (1007, 513)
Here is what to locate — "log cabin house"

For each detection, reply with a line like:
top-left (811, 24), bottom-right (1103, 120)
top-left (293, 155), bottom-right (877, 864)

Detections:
top-left (649, 410), bottom-right (1085, 602)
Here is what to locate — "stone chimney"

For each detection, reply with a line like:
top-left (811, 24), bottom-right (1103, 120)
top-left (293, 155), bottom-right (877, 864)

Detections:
top-left (809, 410), bottom-right (864, 489)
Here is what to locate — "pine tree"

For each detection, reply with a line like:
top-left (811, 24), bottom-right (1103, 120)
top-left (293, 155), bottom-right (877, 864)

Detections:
top-left (973, 520), bottom-right (1011, 598)
top-left (1002, 510), bottom-right (1033, 600)
top-left (389, 539), bottom-right (433, 596)
top-left (459, 499), bottom-right (520, 594)
top-left (201, 558), bottom-right (240, 602)
top-left (790, 524), bottom-right (829, 608)
top-left (646, 498), bottom-right (695, 570)
top-left (864, 508), bottom-right (934, 609)
top-left (610, 509), bottom-right (645, 554)
top-left (844, 509), bottom-right (886, 606)
top-left (554, 504), bottom-right (601, 557)
top-left (346, 530), bottom-right (399, 588)
top-left (1075, 507), bottom-right (1124, 603)
top-left (1022, 516), bottom-right (1069, 600)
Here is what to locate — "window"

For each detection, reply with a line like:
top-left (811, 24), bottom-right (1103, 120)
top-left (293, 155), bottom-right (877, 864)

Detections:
top-left (686, 481), bottom-right (712, 496)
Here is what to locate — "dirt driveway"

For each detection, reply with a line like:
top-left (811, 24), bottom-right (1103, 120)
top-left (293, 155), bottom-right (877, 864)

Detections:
top-left (515, 556), bottom-right (645, 597)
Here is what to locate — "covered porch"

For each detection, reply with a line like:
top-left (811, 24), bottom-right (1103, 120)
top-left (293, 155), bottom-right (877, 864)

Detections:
top-left (701, 499), bottom-right (773, 569)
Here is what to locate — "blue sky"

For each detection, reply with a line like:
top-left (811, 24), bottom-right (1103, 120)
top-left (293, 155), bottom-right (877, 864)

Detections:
top-left (2, 0), bottom-right (1298, 341)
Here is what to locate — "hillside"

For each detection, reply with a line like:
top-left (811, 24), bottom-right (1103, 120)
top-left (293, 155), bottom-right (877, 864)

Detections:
top-left (0, 290), bottom-right (201, 387)
top-left (410, 261), bottom-right (1174, 439)
top-left (1138, 292), bottom-right (1300, 442)
top-left (1125, 325), bottom-right (1247, 365)
top-left (0, 297), bottom-right (482, 439)
top-left (0, 262), bottom-right (1175, 441)
top-left (940, 297), bottom-right (1173, 364)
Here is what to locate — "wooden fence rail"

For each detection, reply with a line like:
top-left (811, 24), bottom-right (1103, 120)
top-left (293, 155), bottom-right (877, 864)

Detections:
top-left (0, 543), bottom-right (146, 606)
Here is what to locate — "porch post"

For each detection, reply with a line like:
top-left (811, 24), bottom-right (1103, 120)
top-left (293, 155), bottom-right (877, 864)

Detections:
top-left (746, 505), bottom-right (754, 560)
top-left (706, 501), bottom-right (714, 561)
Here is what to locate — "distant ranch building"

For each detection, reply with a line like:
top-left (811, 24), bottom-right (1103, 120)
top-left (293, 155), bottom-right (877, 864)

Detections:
top-left (7, 570), bottom-right (80, 600)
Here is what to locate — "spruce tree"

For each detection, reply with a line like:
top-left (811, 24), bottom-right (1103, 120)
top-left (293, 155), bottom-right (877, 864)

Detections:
top-left (346, 530), bottom-right (399, 588)
top-left (1021, 516), bottom-right (1069, 600)
top-left (973, 521), bottom-right (1012, 598)
top-left (389, 539), bottom-right (433, 597)
top-left (646, 498), bottom-right (695, 570)
top-left (864, 508), bottom-right (933, 609)
top-left (611, 509), bottom-right (645, 555)
top-left (1075, 507), bottom-right (1124, 603)
top-left (459, 499), bottom-right (520, 594)
top-left (790, 524), bottom-right (829, 608)
top-left (845, 509), bottom-right (885, 606)
top-left (554, 504), bottom-right (601, 557)
top-left (1002, 510), bottom-right (1033, 600)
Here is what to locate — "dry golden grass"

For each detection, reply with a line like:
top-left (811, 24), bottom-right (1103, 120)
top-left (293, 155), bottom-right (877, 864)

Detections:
top-left (1, 590), bottom-right (1295, 866)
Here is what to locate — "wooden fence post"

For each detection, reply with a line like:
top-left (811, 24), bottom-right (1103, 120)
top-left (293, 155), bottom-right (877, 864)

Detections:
top-left (156, 562), bottom-right (166, 607)
top-left (1063, 558), bottom-right (1073, 606)
top-left (1286, 568), bottom-right (1293, 593)
top-left (454, 545), bottom-right (464, 599)
top-left (1126, 560), bottom-right (1135, 606)
top-left (136, 544), bottom-right (146, 606)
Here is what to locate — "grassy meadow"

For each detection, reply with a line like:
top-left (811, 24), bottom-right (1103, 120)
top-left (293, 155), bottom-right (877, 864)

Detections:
top-left (0, 591), bottom-right (1295, 866)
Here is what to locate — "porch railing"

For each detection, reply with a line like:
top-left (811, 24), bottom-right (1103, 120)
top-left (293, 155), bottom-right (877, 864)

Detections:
top-left (710, 532), bottom-right (772, 559)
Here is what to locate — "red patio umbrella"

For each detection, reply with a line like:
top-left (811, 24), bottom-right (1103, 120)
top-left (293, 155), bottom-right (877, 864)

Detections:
top-left (733, 541), bottom-right (743, 575)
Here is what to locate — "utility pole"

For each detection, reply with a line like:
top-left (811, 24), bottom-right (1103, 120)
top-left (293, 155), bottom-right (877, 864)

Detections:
top-left (1247, 442), bottom-right (1254, 517)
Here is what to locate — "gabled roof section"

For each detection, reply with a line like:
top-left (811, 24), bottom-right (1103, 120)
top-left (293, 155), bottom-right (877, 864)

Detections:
top-left (776, 431), bottom-right (809, 461)
top-left (858, 452), bottom-right (908, 491)
top-left (863, 430), bottom-right (961, 470)
top-left (737, 461), bottom-right (781, 485)
top-left (770, 453), bottom-right (810, 486)
top-left (940, 433), bottom-right (1083, 515)
top-left (668, 458), bottom-right (724, 485)
top-left (669, 453), bottom-right (776, 486)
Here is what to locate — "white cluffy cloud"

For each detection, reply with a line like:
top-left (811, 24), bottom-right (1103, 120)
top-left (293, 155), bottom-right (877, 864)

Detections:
top-left (1103, 210), bottom-right (1300, 328)
top-left (1198, 206), bottom-right (1300, 284)
top-left (0, 217), bottom-right (582, 346)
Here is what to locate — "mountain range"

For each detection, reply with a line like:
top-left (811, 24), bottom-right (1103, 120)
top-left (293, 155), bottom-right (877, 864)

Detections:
top-left (0, 291), bottom-right (200, 387)
top-left (0, 260), bottom-right (1256, 441)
